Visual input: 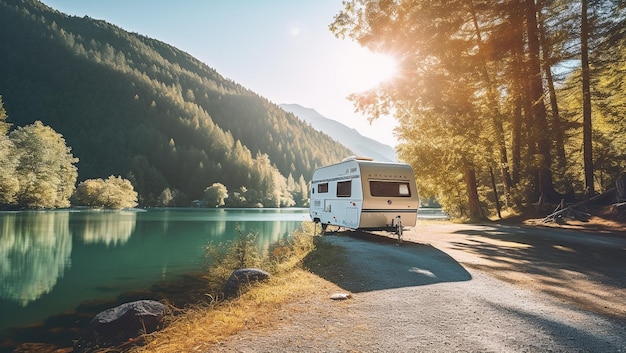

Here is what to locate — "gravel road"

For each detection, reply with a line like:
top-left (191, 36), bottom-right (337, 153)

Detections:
top-left (213, 222), bottom-right (626, 353)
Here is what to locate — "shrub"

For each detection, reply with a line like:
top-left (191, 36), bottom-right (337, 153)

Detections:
top-left (73, 176), bottom-right (138, 209)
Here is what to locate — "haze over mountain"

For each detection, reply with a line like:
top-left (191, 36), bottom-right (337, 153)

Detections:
top-left (280, 104), bottom-right (397, 162)
top-left (0, 0), bottom-right (354, 206)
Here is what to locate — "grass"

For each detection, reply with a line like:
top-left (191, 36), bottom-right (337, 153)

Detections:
top-left (129, 222), bottom-right (345, 353)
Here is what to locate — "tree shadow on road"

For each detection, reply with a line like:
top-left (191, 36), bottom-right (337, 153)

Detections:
top-left (448, 223), bottom-right (626, 320)
top-left (303, 230), bottom-right (471, 293)
top-left (485, 299), bottom-right (626, 351)
top-left (451, 225), bottom-right (624, 280)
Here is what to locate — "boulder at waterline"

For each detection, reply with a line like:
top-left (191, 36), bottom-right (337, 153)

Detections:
top-left (73, 300), bottom-right (169, 352)
top-left (224, 268), bottom-right (271, 298)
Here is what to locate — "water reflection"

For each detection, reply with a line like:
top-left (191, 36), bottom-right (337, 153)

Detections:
top-left (73, 211), bottom-right (137, 246)
top-left (0, 212), bottom-right (72, 306)
top-left (0, 208), bottom-right (309, 335)
top-left (237, 220), bottom-right (297, 254)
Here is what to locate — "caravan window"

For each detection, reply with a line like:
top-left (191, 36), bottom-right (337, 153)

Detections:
top-left (337, 180), bottom-right (352, 197)
top-left (370, 181), bottom-right (411, 197)
top-left (318, 183), bottom-right (328, 193)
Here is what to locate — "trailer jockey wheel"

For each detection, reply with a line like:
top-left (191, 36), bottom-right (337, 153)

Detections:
top-left (393, 216), bottom-right (403, 245)
top-left (321, 223), bottom-right (328, 235)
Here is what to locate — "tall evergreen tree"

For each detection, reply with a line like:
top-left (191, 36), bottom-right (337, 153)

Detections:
top-left (331, 0), bottom-right (624, 217)
top-left (331, 0), bottom-right (501, 219)
top-left (581, 0), bottom-right (594, 196)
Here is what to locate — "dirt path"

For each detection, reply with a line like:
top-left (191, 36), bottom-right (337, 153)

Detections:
top-left (211, 221), bottom-right (626, 352)
top-left (408, 221), bottom-right (626, 319)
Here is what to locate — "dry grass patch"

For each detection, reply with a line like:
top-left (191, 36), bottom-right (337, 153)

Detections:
top-left (131, 269), bottom-right (324, 353)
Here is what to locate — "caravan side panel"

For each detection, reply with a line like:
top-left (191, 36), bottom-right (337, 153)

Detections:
top-left (309, 160), bottom-right (363, 229)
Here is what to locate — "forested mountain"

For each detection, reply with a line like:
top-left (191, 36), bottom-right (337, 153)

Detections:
top-left (0, 0), bottom-right (353, 207)
top-left (280, 104), bottom-right (397, 162)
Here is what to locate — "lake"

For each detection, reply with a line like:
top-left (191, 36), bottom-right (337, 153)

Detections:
top-left (0, 206), bottom-right (448, 350)
top-left (0, 208), bottom-right (310, 337)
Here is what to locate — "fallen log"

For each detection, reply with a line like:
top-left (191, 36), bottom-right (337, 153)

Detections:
top-left (542, 188), bottom-right (616, 223)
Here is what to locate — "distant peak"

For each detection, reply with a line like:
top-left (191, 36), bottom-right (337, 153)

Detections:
top-left (279, 103), bottom-right (397, 162)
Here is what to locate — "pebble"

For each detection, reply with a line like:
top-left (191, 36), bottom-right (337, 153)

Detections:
top-left (329, 293), bottom-right (352, 300)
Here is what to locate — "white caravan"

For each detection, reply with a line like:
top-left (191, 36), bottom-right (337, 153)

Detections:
top-left (309, 157), bottom-right (419, 241)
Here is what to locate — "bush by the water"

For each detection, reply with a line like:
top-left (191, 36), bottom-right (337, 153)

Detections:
top-left (203, 222), bottom-right (316, 297)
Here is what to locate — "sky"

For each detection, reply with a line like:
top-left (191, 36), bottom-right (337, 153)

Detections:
top-left (41, 0), bottom-right (400, 147)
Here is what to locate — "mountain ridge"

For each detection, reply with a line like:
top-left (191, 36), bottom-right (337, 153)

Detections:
top-left (280, 103), bottom-right (397, 162)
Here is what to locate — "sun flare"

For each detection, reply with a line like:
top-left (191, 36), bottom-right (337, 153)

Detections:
top-left (368, 53), bottom-right (398, 84)
top-left (342, 48), bottom-right (398, 91)
top-left (289, 26), bottom-right (301, 36)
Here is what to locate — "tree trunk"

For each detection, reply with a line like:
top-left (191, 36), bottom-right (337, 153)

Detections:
top-left (581, 0), bottom-right (595, 197)
top-left (467, 0), bottom-right (512, 201)
top-left (525, 0), bottom-right (560, 203)
top-left (511, 102), bottom-right (522, 185)
top-left (490, 166), bottom-right (502, 219)
top-left (509, 3), bottom-right (525, 188)
top-left (462, 158), bottom-right (483, 221)
top-left (538, 7), bottom-right (574, 197)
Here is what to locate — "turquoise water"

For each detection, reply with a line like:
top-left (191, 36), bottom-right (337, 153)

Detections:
top-left (0, 208), bottom-right (310, 334)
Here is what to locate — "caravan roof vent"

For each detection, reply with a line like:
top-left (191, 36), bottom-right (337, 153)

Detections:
top-left (342, 156), bottom-right (374, 162)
